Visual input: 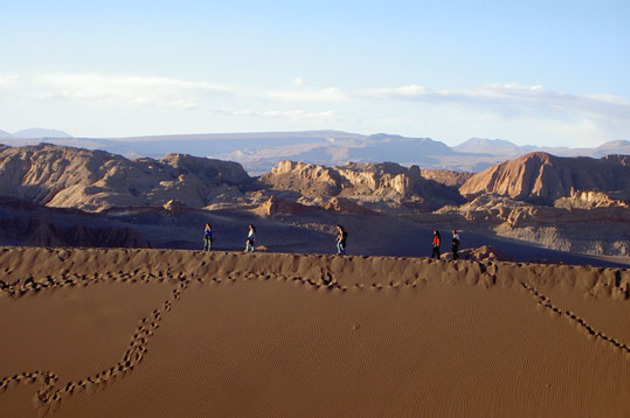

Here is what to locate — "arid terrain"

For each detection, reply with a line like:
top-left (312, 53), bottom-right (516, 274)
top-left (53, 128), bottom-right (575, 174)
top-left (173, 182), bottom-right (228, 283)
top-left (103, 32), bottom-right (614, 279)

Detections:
top-left (1, 247), bottom-right (630, 417)
top-left (0, 143), bottom-right (628, 263)
top-left (1, 142), bottom-right (630, 417)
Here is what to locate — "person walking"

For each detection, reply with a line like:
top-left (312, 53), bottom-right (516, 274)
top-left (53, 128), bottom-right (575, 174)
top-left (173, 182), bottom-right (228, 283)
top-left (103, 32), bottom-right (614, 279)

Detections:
top-left (203, 223), bottom-right (213, 251)
top-left (431, 230), bottom-right (441, 259)
top-left (451, 229), bottom-right (460, 260)
top-left (245, 224), bottom-right (256, 252)
top-left (336, 224), bottom-right (348, 255)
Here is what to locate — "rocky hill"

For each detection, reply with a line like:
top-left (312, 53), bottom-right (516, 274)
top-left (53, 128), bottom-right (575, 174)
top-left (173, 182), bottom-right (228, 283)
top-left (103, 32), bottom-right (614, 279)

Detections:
top-left (0, 144), bottom-right (252, 211)
top-left (1, 144), bottom-right (629, 259)
top-left (436, 194), bottom-right (630, 256)
top-left (420, 169), bottom-right (473, 187)
top-left (459, 152), bottom-right (630, 204)
top-left (260, 160), bottom-right (465, 212)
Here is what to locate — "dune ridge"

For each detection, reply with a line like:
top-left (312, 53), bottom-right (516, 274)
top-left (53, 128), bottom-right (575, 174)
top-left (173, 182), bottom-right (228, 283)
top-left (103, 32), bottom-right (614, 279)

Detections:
top-left (1, 247), bottom-right (630, 417)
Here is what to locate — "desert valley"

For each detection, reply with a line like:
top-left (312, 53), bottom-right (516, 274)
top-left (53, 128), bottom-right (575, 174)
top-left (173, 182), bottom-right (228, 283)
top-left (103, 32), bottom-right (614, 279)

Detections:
top-left (3, 0), bottom-right (628, 414)
top-left (1, 136), bottom-right (630, 417)
top-left (0, 140), bottom-right (628, 262)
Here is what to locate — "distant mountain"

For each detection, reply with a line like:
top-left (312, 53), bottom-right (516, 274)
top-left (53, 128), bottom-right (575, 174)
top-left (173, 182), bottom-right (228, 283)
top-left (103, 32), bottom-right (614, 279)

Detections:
top-left (0, 130), bottom-right (628, 175)
top-left (12, 128), bottom-right (72, 139)
top-left (459, 152), bottom-right (630, 204)
top-left (0, 129), bottom-right (12, 139)
top-left (454, 137), bottom-right (630, 160)
top-left (229, 133), bottom-right (456, 173)
top-left (454, 138), bottom-right (524, 155)
top-left (594, 140), bottom-right (630, 156)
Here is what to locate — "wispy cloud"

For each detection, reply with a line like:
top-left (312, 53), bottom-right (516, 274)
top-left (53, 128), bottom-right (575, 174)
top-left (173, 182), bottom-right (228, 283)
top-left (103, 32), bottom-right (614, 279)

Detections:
top-left (359, 82), bottom-right (630, 122)
top-left (2, 73), bottom-right (232, 109)
top-left (4, 72), bottom-right (628, 120)
top-left (0, 75), bottom-right (19, 87)
top-left (1, 73), bottom-right (348, 107)
top-left (1, 72), bottom-right (628, 144)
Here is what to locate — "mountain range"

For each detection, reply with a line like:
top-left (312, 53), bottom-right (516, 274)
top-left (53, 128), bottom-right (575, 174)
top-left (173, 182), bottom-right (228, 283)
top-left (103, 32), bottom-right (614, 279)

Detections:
top-left (0, 143), bottom-right (629, 259)
top-left (1, 129), bottom-right (628, 174)
top-left (0, 128), bottom-right (72, 140)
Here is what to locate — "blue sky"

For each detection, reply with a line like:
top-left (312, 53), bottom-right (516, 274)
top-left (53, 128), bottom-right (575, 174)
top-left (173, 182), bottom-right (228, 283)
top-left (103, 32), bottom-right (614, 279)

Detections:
top-left (0, 0), bottom-right (628, 146)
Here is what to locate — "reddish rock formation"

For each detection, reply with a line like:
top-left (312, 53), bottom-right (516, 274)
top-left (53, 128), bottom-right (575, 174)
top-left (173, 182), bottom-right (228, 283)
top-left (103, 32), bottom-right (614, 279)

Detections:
top-left (460, 152), bottom-right (630, 204)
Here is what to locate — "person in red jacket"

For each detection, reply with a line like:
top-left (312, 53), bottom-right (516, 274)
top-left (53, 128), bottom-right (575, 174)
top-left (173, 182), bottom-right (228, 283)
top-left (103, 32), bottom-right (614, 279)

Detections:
top-left (431, 230), bottom-right (441, 259)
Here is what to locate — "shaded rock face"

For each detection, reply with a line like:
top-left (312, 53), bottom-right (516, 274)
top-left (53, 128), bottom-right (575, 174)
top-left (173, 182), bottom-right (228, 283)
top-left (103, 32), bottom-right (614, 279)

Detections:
top-left (0, 144), bottom-right (252, 211)
top-left (460, 152), bottom-right (630, 204)
top-left (420, 169), bottom-right (473, 188)
top-left (251, 195), bottom-right (318, 218)
top-left (0, 214), bottom-right (149, 248)
top-left (603, 154), bottom-right (630, 166)
top-left (260, 160), bottom-right (465, 211)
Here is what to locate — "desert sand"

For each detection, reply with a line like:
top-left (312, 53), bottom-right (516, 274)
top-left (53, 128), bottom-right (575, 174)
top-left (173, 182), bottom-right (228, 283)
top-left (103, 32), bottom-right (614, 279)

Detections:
top-left (1, 247), bottom-right (630, 417)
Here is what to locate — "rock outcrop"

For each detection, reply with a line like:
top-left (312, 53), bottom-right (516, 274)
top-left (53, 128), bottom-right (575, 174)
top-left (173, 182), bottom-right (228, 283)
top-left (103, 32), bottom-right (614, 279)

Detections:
top-left (554, 191), bottom-right (629, 210)
top-left (437, 194), bottom-right (630, 256)
top-left (0, 144), bottom-right (252, 211)
top-left (460, 152), bottom-right (630, 204)
top-left (260, 160), bottom-right (465, 212)
top-left (260, 161), bottom-right (343, 198)
top-left (420, 169), bottom-right (473, 188)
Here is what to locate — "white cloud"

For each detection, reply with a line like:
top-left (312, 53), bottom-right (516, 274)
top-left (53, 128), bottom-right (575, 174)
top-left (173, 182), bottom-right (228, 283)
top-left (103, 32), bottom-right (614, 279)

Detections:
top-left (0, 75), bottom-right (19, 88)
top-left (293, 77), bottom-right (305, 86)
top-left (1, 72), bottom-right (347, 107)
top-left (2, 73), bottom-right (232, 109)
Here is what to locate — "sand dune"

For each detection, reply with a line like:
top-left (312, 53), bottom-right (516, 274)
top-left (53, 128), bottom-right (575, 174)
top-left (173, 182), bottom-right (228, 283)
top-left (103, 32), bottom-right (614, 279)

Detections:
top-left (1, 247), bottom-right (630, 417)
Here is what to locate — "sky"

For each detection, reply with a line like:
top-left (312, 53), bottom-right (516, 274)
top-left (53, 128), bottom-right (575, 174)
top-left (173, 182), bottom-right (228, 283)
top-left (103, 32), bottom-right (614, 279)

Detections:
top-left (0, 0), bottom-right (628, 147)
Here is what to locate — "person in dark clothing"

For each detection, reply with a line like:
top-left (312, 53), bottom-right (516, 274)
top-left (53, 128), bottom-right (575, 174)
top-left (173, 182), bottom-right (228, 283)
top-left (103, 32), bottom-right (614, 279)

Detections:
top-left (203, 223), bottom-right (213, 251)
top-left (336, 224), bottom-right (348, 255)
top-left (431, 230), bottom-right (441, 259)
top-left (245, 224), bottom-right (256, 252)
top-left (451, 229), bottom-right (460, 260)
